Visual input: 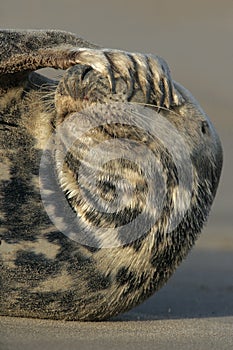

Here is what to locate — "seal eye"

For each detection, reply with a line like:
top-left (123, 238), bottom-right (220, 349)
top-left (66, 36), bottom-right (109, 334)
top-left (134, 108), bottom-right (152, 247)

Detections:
top-left (201, 121), bottom-right (209, 135)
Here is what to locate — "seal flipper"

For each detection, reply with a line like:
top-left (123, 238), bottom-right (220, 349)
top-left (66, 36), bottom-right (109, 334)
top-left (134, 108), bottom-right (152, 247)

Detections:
top-left (0, 29), bottom-right (98, 79)
top-left (0, 29), bottom-right (183, 107)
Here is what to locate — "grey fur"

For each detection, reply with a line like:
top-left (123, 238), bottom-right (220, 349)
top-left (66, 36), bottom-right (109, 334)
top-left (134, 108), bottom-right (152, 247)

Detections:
top-left (0, 29), bottom-right (222, 320)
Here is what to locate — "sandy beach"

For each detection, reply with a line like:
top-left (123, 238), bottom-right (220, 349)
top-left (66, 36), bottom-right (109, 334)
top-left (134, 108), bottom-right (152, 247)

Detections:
top-left (0, 0), bottom-right (232, 349)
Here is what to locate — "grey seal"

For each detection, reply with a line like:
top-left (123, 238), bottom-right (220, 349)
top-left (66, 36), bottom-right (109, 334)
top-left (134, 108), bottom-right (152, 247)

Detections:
top-left (0, 29), bottom-right (222, 320)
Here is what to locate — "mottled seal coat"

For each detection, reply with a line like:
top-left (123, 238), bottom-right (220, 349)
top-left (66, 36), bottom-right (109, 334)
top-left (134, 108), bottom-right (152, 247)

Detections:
top-left (0, 29), bottom-right (222, 320)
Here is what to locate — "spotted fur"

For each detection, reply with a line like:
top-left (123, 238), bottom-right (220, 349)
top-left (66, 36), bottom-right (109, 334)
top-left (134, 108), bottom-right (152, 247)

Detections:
top-left (0, 29), bottom-right (222, 320)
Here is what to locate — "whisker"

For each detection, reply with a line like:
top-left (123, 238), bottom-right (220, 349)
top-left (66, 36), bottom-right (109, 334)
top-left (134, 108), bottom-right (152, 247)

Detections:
top-left (128, 101), bottom-right (181, 118)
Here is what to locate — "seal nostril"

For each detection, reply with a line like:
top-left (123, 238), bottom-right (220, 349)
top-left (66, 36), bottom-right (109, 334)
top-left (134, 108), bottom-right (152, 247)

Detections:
top-left (81, 66), bottom-right (93, 81)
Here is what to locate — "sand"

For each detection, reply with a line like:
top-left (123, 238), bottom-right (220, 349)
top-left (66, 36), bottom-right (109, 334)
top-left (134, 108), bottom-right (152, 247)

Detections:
top-left (0, 0), bottom-right (232, 349)
top-left (1, 316), bottom-right (233, 350)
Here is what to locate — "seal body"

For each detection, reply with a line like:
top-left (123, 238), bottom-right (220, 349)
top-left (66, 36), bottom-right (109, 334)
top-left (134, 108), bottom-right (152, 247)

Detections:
top-left (0, 30), bottom-right (222, 320)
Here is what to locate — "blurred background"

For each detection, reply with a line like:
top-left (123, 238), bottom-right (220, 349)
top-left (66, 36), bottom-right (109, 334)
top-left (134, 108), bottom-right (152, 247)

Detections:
top-left (0, 0), bottom-right (232, 319)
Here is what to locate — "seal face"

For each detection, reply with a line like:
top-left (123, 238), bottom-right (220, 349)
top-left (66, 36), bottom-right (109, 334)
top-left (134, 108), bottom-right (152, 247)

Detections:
top-left (0, 29), bottom-right (223, 320)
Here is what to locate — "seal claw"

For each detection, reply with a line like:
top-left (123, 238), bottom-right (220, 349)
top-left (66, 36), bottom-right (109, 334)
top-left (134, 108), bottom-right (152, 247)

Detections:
top-left (129, 53), bottom-right (151, 103)
top-left (104, 50), bottom-right (135, 99)
top-left (67, 48), bottom-right (181, 107)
